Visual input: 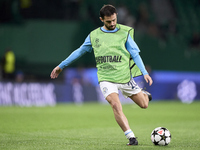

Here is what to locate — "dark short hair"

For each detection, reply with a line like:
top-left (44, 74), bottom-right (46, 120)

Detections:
top-left (99, 4), bottom-right (117, 19)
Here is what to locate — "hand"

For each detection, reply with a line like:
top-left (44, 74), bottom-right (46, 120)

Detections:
top-left (50, 66), bottom-right (62, 79)
top-left (144, 74), bottom-right (153, 86)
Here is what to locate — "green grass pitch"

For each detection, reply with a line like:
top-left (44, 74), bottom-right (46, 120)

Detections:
top-left (0, 101), bottom-right (200, 150)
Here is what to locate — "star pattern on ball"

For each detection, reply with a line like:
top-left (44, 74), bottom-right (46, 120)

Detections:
top-left (151, 127), bottom-right (171, 146)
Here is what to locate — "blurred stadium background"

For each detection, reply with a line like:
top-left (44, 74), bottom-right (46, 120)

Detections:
top-left (0, 0), bottom-right (200, 106)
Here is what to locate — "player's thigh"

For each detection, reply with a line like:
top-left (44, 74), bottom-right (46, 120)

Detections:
top-left (106, 93), bottom-right (123, 112)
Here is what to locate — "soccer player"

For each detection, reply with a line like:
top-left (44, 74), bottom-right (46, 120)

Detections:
top-left (50, 4), bottom-right (153, 146)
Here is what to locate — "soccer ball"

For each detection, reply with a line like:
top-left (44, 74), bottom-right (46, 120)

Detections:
top-left (151, 127), bottom-right (171, 146)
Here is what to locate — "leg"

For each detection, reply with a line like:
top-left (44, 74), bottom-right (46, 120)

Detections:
top-left (106, 93), bottom-right (138, 145)
top-left (100, 81), bottom-right (138, 145)
top-left (129, 91), bottom-right (149, 109)
top-left (106, 93), bottom-right (130, 132)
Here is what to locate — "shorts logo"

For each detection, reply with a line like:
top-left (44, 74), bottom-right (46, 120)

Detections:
top-left (103, 87), bottom-right (108, 94)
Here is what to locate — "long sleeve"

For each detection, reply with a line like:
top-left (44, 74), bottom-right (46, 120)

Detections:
top-left (125, 34), bottom-right (148, 75)
top-left (58, 35), bottom-right (93, 69)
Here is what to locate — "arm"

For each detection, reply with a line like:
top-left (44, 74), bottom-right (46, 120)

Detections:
top-left (58, 48), bottom-right (87, 69)
top-left (126, 34), bottom-right (153, 86)
top-left (50, 35), bottom-right (92, 79)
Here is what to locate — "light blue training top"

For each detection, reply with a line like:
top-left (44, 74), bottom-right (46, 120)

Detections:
top-left (59, 27), bottom-right (148, 75)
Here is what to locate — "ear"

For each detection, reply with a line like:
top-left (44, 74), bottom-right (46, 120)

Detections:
top-left (99, 17), bottom-right (104, 22)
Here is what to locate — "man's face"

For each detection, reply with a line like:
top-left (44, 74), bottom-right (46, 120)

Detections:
top-left (100, 13), bottom-right (117, 30)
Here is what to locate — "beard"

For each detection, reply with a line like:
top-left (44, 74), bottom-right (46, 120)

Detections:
top-left (105, 24), bottom-right (116, 30)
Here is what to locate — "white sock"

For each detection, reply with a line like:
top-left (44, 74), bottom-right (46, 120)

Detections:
top-left (124, 129), bottom-right (135, 139)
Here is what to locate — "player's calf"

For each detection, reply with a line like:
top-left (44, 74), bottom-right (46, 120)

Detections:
top-left (142, 89), bottom-right (152, 101)
top-left (129, 92), bottom-right (149, 109)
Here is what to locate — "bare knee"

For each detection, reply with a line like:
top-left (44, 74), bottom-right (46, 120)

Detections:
top-left (139, 97), bottom-right (149, 109)
top-left (140, 102), bottom-right (148, 109)
top-left (106, 93), bottom-right (122, 113)
top-left (140, 94), bottom-right (149, 109)
top-left (107, 100), bottom-right (122, 115)
top-left (110, 101), bottom-right (122, 113)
